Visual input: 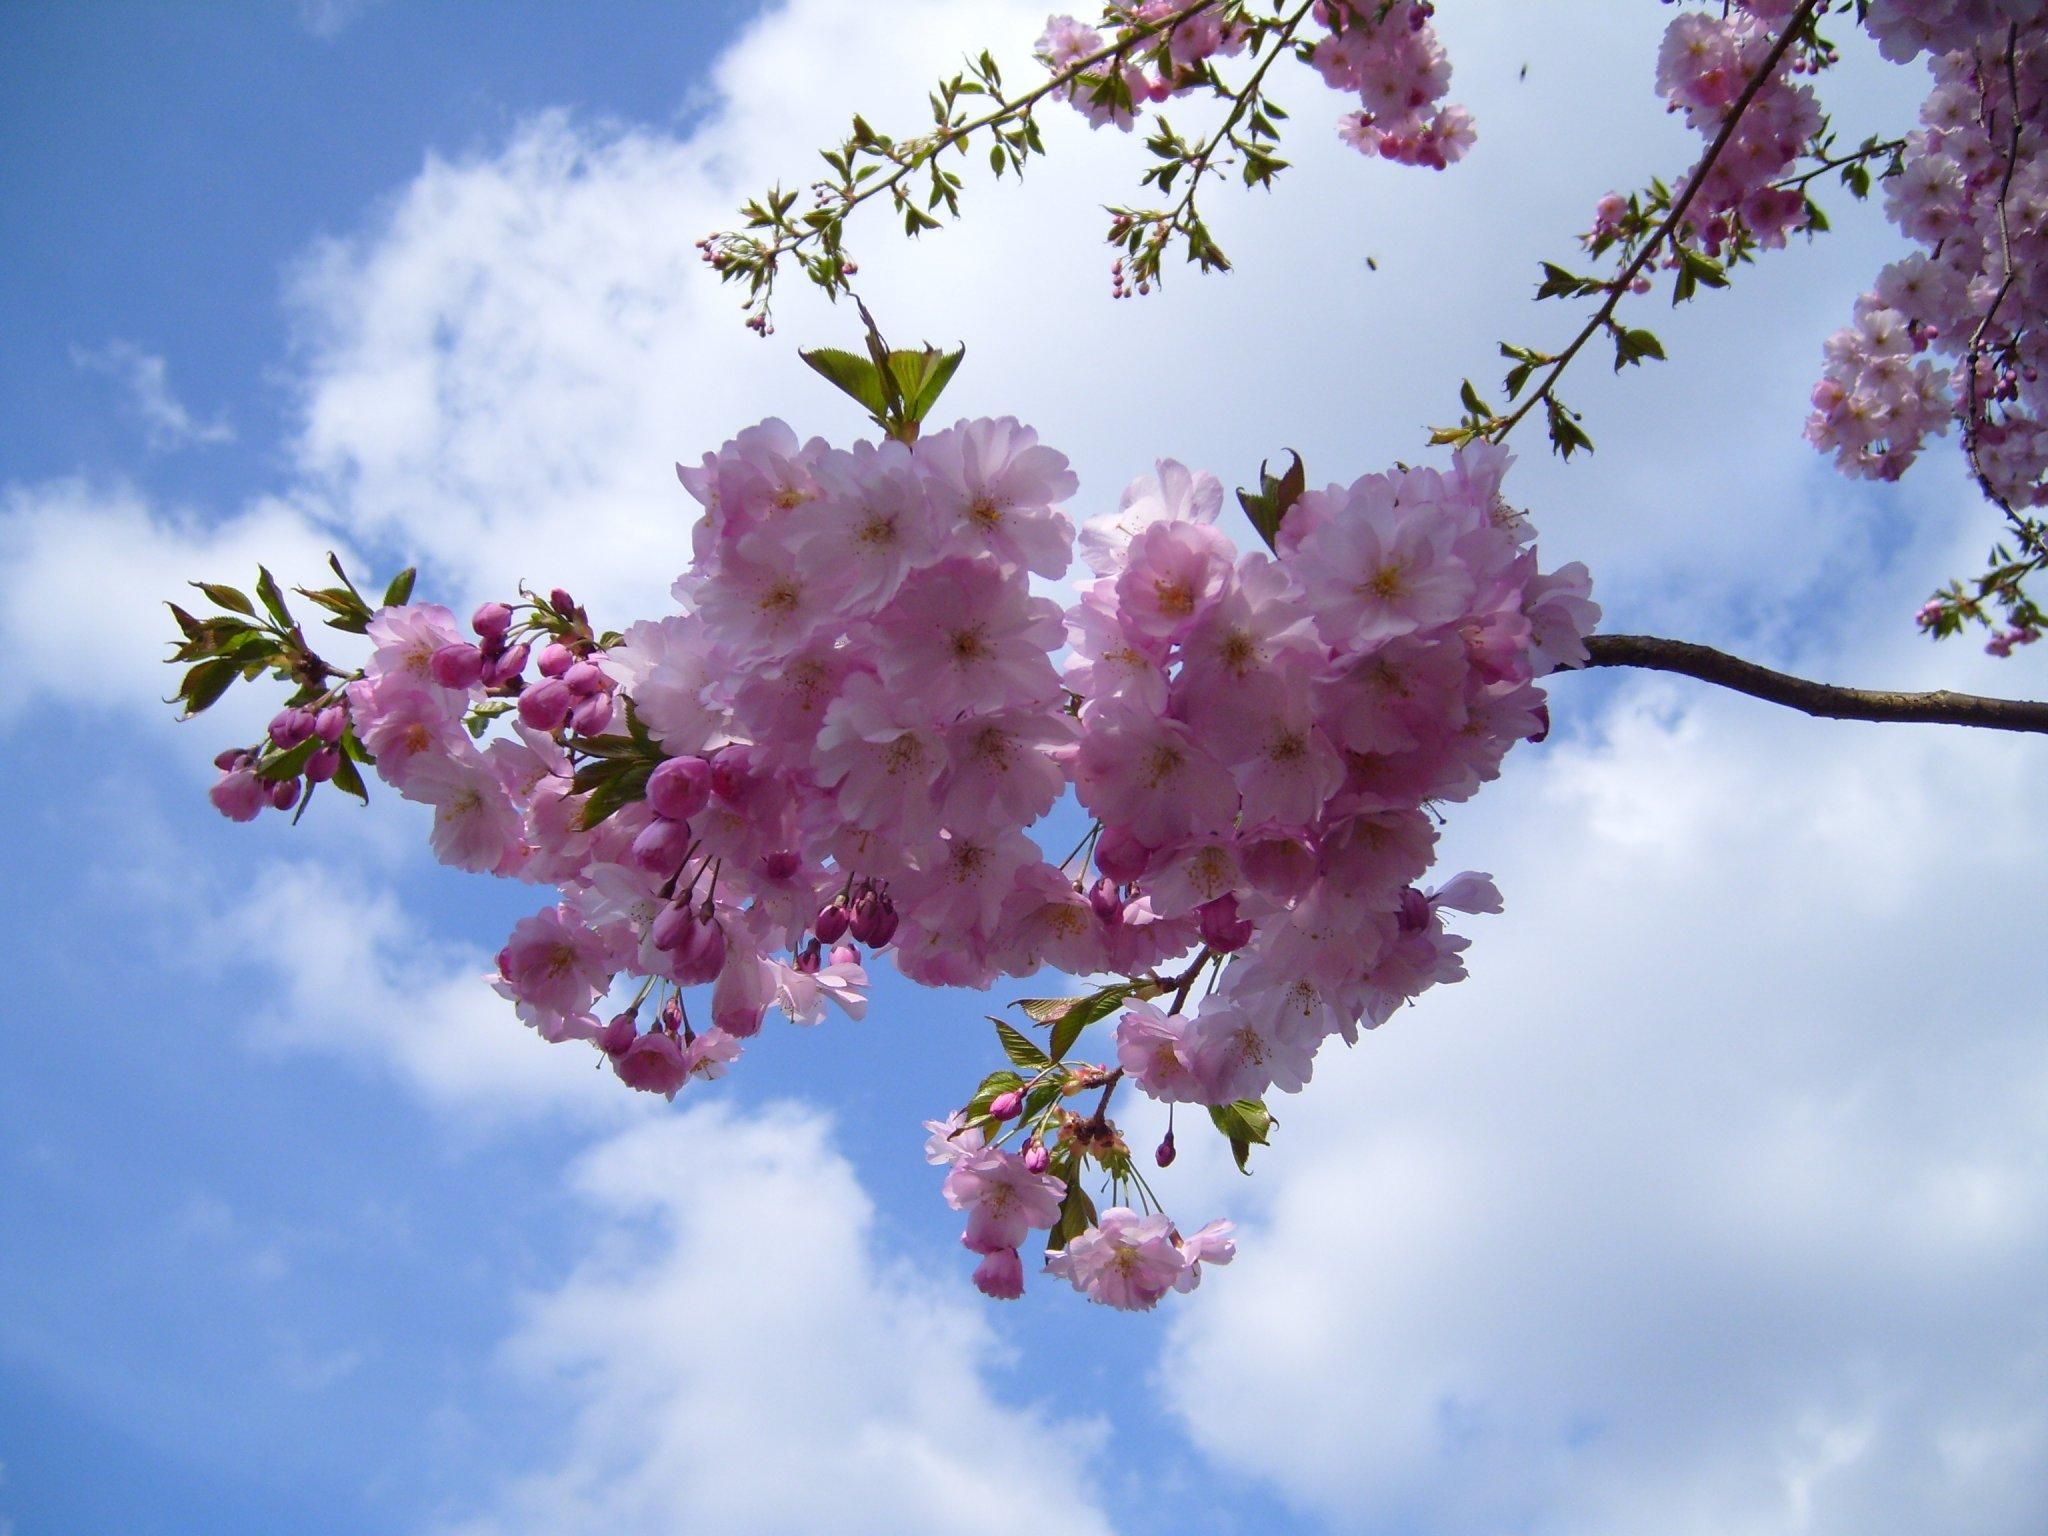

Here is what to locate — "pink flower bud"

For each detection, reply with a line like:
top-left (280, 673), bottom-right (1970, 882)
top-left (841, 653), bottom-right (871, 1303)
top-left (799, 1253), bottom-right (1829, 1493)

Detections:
top-left (971, 1247), bottom-right (1025, 1300)
top-left (1087, 876), bottom-right (1124, 923)
top-left (313, 705), bottom-right (347, 744)
top-left (1022, 1138), bottom-right (1050, 1174)
top-left (305, 745), bottom-right (341, 783)
top-left (563, 660), bottom-right (607, 696)
top-left (214, 747), bottom-right (249, 771)
top-left (792, 939), bottom-right (821, 975)
top-left (429, 643), bottom-right (485, 690)
top-left (568, 692), bottom-right (614, 736)
top-left (813, 899), bottom-right (850, 944)
top-left (269, 778), bottom-right (302, 812)
top-left (1197, 894), bottom-right (1254, 953)
top-left (517, 677), bottom-right (574, 732)
top-left (647, 756), bottom-right (712, 821)
top-left (1155, 1129), bottom-right (1177, 1168)
top-left (548, 587), bottom-right (577, 614)
top-left (269, 707), bottom-right (316, 749)
top-left (988, 1090), bottom-right (1024, 1120)
top-left (472, 601), bottom-right (513, 639)
top-left (830, 942), bottom-right (860, 969)
top-left (1093, 824), bottom-right (1150, 883)
top-left (597, 1011), bottom-right (638, 1057)
top-left (483, 642), bottom-right (529, 686)
top-left (537, 642), bottom-right (575, 679)
top-left (630, 817), bottom-right (694, 877)
top-left (673, 914), bottom-right (727, 985)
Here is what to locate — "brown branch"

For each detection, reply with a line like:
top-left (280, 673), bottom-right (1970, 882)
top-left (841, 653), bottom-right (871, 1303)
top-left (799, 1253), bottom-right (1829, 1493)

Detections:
top-left (1575, 634), bottom-right (2048, 734)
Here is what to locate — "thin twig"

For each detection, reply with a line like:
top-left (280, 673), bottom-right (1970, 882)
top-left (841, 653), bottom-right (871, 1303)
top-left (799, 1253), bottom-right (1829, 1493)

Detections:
top-left (1492, 0), bottom-right (1825, 443)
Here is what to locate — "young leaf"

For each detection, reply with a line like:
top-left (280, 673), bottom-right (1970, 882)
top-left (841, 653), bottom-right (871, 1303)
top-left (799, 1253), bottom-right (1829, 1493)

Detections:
top-left (800, 346), bottom-right (888, 416)
top-left (254, 567), bottom-right (293, 629)
top-left (193, 582), bottom-right (256, 618)
top-left (991, 1018), bottom-right (1051, 1071)
top-left (177, 657), bottom-right (240, 717)
top-left (1207, 1098), bottom-right (1275, 1174)
top-left (382, 566), bottom-right (417, 608)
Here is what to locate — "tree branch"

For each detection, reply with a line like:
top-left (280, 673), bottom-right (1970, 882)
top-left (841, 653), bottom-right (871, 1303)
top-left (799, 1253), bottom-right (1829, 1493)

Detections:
top-left (1576, 633), bottom-right (2048, 734)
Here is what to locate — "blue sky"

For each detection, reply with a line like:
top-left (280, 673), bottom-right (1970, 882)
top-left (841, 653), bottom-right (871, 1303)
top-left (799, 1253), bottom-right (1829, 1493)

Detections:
top-left (4, 3), bottom-right (2047, 1534)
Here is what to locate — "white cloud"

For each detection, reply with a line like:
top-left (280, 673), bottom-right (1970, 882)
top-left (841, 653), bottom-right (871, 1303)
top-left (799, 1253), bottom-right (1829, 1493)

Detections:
top-left (1157, 659), bottom-right (2048, 1534)
top-left (437, 1105), bottom-right (1115, 1536)
top-left (0, 477), bottom-right (348, 731)
top-left (12, 1), bottom-right (2048, 1530)
top-left (72, 340), bottom-right (235, 450)
top-left (209, 860), bottom-right (633, 1126)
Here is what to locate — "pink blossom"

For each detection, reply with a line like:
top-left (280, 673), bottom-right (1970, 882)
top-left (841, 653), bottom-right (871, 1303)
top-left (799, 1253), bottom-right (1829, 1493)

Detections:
top-left (1115, 1000), bottom-right (1205, 1102)
top-left (942, 1146), bottom-right (1066, 1253)
top-left (1044, 1207), bottom-right (1187, 1310)
top-left (613, 1031), bottom-right (689, 1098)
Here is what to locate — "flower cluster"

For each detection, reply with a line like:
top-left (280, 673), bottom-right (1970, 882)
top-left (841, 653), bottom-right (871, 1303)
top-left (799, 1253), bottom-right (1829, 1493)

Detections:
top-left (1067, 444), bottom-right (1595, 1116)
top-left (1038, 1), bottom-right (1472, 169)
top-left (1808, 11), bottom-right (2045, 511)
top-left (1648, 1), bottom-right (1827, 256)
top-left (179, 413), bottom-right (1597, 1310)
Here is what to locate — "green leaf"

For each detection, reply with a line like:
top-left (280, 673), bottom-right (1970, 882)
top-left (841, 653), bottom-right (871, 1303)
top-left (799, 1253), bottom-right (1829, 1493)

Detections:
top-left (1014, 984), bottom-right (1132, 1061)
top-left (254, 567), bottom-right (292, 628)
top-left (990, 1017), bottom-right (1050, 1071)
top-left (889, 345), bottom-right (965, 424)
top-left (193, 582), bottom-right (256, 618)
top-left (1207, 1098), bottom-right (1275, 1174)
top-left (330, 751), bottom-right (370, 803)
top-left (800, 346), bottom-right (888, 416)
top-left (382, 566), bottom-right (417, 608)
top-left (177, 657), bottom-right (240, 717)
top-left (1235, 448), bottom-right (1306, 552)
top-left (1047, 1181), bottom-right (1099, 1252)
top-left (256, 737), bottom-right (318, 782)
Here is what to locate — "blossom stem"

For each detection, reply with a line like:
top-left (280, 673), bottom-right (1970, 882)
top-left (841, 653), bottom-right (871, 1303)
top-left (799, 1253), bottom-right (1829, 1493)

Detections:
top-left (1491, 0), bottom-right (1826, 445)
top-left (1575, 633), bottom-right (2048, 733)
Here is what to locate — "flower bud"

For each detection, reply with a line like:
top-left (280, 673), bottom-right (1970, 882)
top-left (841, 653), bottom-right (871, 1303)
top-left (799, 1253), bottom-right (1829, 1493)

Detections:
top-left (537, 642), bottom-right (575, 679)
top-left (548, 587), bottom-right (577, 615)
top-left (214, 747), bottom-right (249, 771)
top-left (517, 677), bottom-right (574, 732)
top-left (305, 745), bottom-right (341, 783)
top-left (647, 756), bottom-right (712, 822)
top-left (813, 899), bottom-right (850, 944)
top-left (1087, 876), bottom-right (1124, 923)
top-left (268, 707), bottom-right (315, 749)
top-left (563, 660), bottom-right (607, 697)
top-left (568, 692), bottom-right (614, 736)
top-left (472, 601), bottom-right (514, 639)
top-left (483, 641), bottom-right (529, 686)
top-left (269, 778), bottom-right (302, 812)
top-left (1093, 824), bottom-right (1151, 883)
top-left (630, 817), bottom-right (694, 878)
top-left (830, 942), bottom-right (860, 969)
top-left (672, 914), bottom-right (727, 985)
top-left (1155, 1129), bottom-right (1177, 1168)
top-left (597, 1011), bottom-right (638, 1057)
top-left (429, 643), bottom-right (485, 690)
top-left (1022, 1138), bottom-right (1050, 1174)
top-left (988, 1090), bottom-right (1024, 1121)
top-left (792, 939), bottom-right (821, 975)
top-left (1196, 894), bottom-right (1254, 953)
top-left (313, 705), bottom-right (347, 744)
